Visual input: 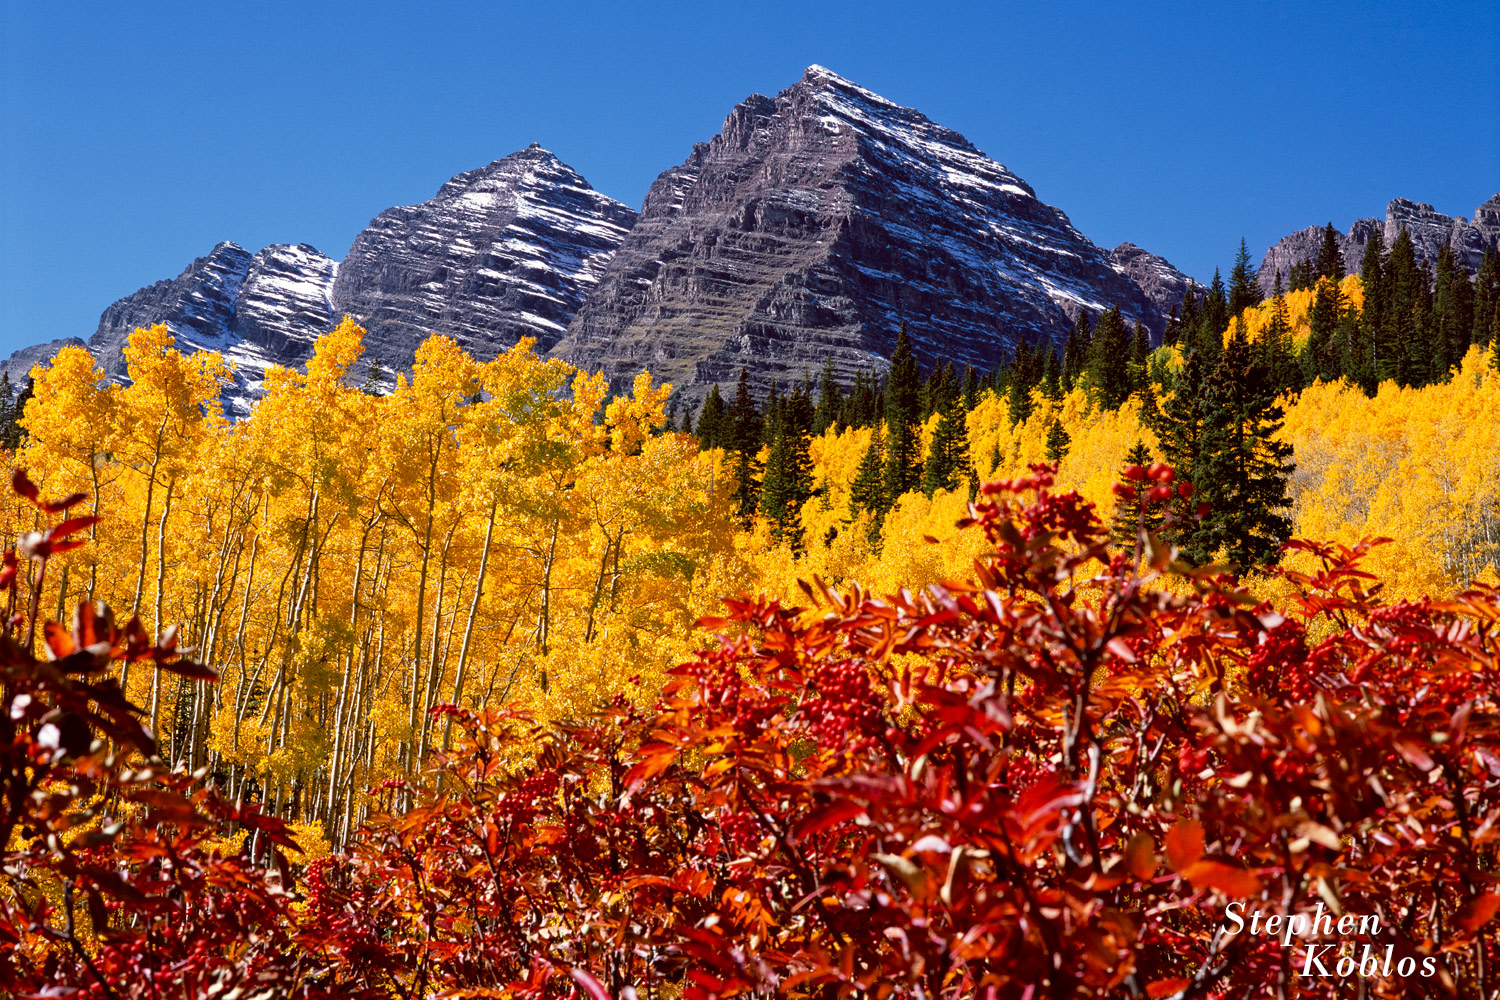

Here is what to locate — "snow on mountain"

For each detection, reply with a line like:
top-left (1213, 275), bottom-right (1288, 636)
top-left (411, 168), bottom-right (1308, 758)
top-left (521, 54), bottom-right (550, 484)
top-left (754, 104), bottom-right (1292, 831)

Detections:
top-left (330, 144), bottom-right (638, 368)
top-left (554, 65), bottom-right (1175, 400)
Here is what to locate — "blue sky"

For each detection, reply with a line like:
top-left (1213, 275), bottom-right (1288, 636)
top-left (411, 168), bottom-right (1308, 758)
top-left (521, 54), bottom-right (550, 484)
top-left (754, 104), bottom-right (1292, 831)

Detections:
top-left (2, 1), bottom-right (1496, 357)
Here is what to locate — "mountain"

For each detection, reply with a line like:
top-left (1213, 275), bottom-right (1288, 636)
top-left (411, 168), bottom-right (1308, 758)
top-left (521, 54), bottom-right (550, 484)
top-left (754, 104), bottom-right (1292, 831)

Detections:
top-left (1108, 243), bottom-right (1197, 322)
top-left (1258, 194), bottom-right (1500, 294)
top-left (330, 143), bottom-right (637, 366)
top-left (24, 68), bottom-right (1196, 414)
top-left (552, 66), bottom-right (1182, 401)
top-left (85, 241), bottom-right (339, 413)
top-left (67, 146), bottom-right (634, 412)
top-left (0, 337), bottom-right (87, 389)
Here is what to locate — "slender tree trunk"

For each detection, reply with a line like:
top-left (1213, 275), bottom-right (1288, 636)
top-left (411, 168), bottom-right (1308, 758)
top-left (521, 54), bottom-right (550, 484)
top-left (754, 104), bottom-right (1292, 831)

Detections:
top-left (445, 498), bottom-right (497, 746)
top-left (148, 478), bottom-right (175, 737)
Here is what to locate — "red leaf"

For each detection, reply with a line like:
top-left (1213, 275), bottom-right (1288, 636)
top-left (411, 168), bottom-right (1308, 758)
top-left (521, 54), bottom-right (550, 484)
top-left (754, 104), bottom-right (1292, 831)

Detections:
top-left (570, 969), bottom-right (613, 1000)
top-left (1147, 979), bottom-right (1189, 998)
top-left (1458, 893), bottom-right (1500, 934)
top-left (1165, 817), bottom-right (1205, 872)
top-left (40, 491), bottom-right (89, 514)
top-left (792, 800), bottom-right (865, 843)
top-left (47, 515), bottom-right (100, 541)
top-left (12, 469), bottom-right (39, 502)
top-left (1183, 859), bottom-right (1261, 898)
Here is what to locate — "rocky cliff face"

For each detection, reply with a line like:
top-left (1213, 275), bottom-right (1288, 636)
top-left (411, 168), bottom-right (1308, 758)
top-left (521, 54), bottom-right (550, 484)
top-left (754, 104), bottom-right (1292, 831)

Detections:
top-left (1259, 195), bottom-right (1500, 294)
top-left (330, 144), bottom-right (638, 367)
top-left (75, 146), bottom-right (633, 412)
top-left (552, 66), bottom-right (1178, 401)
top-left (0, 337), bottom-right (88, 388)
top-left (1108, 243), bottom-right (1196, 321)
top-left (84, 241), bottom-right (339, 414)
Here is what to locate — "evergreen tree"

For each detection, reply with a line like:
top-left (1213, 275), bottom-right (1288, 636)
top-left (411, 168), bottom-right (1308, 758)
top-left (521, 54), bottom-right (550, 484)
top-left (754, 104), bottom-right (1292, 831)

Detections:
top-left (921, 396), bottom-right (970, 496)
top-left (1316, 223), bottom-right (1345, 282)
top-left (812, 358), bottom-right (842, 436)
top-left (883, 327), bottom-right (923, 503)
top-left (848, 422), bottom-right (887, 524)
top-left (1359, 228), bottom-right (1388, 383)
top-left (1044, 419), bottom-right (1071, 464)
top-left (1083, 306), bottom-right (1132, 410)
top-left (1228, 237), bottom-right (1262, 317)
top-left (1128, 321), bottom-right (1151, 397)
top-left (1300, 277), bottom-right (1344, 386)
top-left (1380, 227), bottom-right (1426, 386)
top-left (1188, 322), bottom-right (1295, 570)
top-left (1006, 338), bottom-right (1039, 425)
top-left (1433, 245), bottom-right (1474, 376)
top-left (1199, 270), bottom-right (1229, 361)
top-left (758, 384), bottom-right (814, 548)
top-left (1147, 347), bottom-right (1207, 515)
top-left (361, 356), bottom-right (384, 395)
top-left (1061, 313), bottom-right (1092, 390)
top-left (961, 365), bottom-right (980, 410)
top-left (1474, 245), bottom-right (1500, 350)
top-left (1257, 281), bottom-right (1300, 394)
top-left (0, 373), bottom-right (15, 452)
top-left (6, 378), bottom-right (34, 452)
top-left (696, 385), bottom-right (727, 449)
top-left (1040, 349), bottom-right (1062, 400)
top-left (728, 369), bottom-right (763, 523)
top-left (1110, 440), bottom-right (1158, 555)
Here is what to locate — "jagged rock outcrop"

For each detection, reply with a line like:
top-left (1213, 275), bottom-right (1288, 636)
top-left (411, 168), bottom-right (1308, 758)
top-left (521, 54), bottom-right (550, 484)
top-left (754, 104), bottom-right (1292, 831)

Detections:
top-left (1108, 243), bottom-right (1196, 321)
top-left (231, 243), bottom-right (339, 360)
top-left (1259, 195), bottom-right (1500, 294)
top-left (77, 146), bottom-right (632, 413)
top-left (330, 144), bottom-right (637, 366)
top-left (0, 338), bottom-right (87, 388)
top-left (553, 66), bottom-right (1179, 401)
top-left (90, 241), bottom-right (254, 377)
top-left (84, 241), bottom-right (339, 414)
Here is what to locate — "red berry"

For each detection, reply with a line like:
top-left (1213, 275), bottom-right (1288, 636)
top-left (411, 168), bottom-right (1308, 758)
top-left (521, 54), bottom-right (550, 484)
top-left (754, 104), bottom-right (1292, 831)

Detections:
top-left (1112, 483), bottom-right (1137, 500)
top-left (1123, 464), bottom-right (1147, 482)
top-left (1178, 481), bottom-right (1194, 497)
top-left (1147, 462), bottom-right (1174, 483)
top-left (1195, 502), bottom-right (1211, 518)
top-left (1148, 484), bottom-right (1174, 502)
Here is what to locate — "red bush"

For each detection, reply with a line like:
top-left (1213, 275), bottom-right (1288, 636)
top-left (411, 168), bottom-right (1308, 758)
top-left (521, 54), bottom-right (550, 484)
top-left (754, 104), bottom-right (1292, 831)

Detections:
top-left (5, 464), bottom-right (1500, 998)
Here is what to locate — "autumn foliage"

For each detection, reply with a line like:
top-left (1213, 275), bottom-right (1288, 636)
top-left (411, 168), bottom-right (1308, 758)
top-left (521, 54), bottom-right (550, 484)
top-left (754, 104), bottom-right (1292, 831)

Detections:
top-left (6, 455), bottom-right (1500, 998)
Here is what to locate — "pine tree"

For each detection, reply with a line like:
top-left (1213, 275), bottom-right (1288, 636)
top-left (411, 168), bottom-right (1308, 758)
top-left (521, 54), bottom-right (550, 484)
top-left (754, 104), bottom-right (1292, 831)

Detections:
top-left (1110, 440), bottom-right (1158, 555)
top-left (0, 373), bottom-right (15, 452)
top-left (1316, 223), bottom-right (1345, 282)
top-left (1188, 322), bottom-right (1295, 570)
top-left (1083, 306), bottom-right (1132, 410)
top-left (1300, 277), bottom-right (1343, 385)
top-left (696, 385), bottom-right (727, 449)
top-left (1258, 280), bottom-right (1300, 394)
top-left (1044, 419), bottom-right (1071, 464)
top-left (883, 327), bottom-right (923, 503)
top-left (1147, 346), bottom-right (1208, 530)
top-left (1474, 245), bottom-right (1500, 350)
top-left (1040, 349), bottom-right (1062, 400)
top-left (1199, 270), bottom-right (1229, 361)
top-left (1433, 245), bottom-right (1474, 377)
top-left (1380, 227), bottom-right (1426, 386)
top-left (921, 396), bottom-right (970, 496)
top-left (1228, 237), bottom-right (1262, 317)
top-left (1359, 228), bottom-right (1388, 382)
top-left (1062, 313), bottom-right (1092, 390)
top-left (1129, 321), bottom-right (1151, 397)
top-left (848, 422), bottom-right (886, 523)
top-left (361, 356), bottom-right (384, 395)
top-left (758, 384), bottom-right (814, 548)
top-left (812, 358), bottom-right (842, 436)
top-left (728, 369), bottom-right (763, 523)
top-left (1006, 339), bottom-right (1039, 425)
